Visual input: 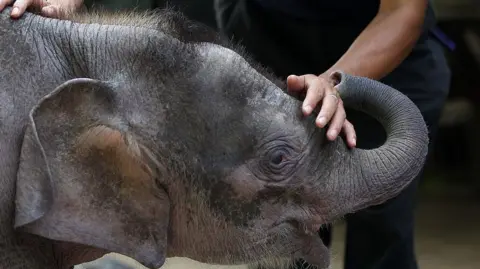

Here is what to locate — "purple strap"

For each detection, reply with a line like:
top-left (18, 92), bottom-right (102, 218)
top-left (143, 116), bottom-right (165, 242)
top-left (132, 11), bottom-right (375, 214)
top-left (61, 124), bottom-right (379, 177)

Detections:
top-left (431, 26), bottom-right (456, 51)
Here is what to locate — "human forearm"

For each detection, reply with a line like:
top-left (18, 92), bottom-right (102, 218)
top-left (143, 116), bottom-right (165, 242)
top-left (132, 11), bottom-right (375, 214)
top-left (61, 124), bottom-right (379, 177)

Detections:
top-left (0, 0), bottom-right (84, 18)
top-left (323, 0), bottom-right (428, 81)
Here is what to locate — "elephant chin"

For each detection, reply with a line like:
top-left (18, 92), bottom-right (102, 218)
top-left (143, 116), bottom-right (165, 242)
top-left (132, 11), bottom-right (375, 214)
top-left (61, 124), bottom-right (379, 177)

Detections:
top-left (299, 234), bottom-right (330, 269)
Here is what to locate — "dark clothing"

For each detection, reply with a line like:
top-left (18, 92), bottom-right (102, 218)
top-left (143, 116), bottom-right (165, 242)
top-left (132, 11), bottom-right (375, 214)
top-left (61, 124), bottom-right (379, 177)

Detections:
top-left (252, 0), bottom-right (381, 25)
top-left (214, 0), bottom-right (450, 269)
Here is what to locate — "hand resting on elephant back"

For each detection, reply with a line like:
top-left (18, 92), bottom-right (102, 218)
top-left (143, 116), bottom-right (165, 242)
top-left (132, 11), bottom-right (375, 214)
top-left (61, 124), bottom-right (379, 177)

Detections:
top-left (0, 5), bottom-right (428, 269)
top-left (0, 0), bottom-right (84, 18)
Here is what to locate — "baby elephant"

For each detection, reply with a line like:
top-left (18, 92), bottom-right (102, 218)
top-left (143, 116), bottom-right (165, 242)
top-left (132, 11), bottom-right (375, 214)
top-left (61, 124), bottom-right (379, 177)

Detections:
top-left (0, 5), bottom-right (428, 269)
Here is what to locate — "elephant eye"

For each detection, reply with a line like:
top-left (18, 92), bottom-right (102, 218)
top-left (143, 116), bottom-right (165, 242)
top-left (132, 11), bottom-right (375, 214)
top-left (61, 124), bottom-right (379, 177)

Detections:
top-left (270, 151), bottom-right (286, 165)
top-left (267, 148), bottom-right (293, 172)
top-left (252, 144), bottom-right (298, 182)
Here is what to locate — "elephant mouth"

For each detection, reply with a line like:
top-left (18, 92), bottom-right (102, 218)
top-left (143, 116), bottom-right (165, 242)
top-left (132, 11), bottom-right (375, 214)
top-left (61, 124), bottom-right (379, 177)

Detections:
top-left (286, 219), bottom-right (324, 236)
top-left (280, 219), bottom-right (331, 269)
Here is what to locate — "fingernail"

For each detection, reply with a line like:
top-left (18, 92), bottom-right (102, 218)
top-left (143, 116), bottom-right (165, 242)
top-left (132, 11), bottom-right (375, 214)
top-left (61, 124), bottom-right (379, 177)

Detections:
top-left (303, 105), bottom-right (312, 114)
top-left (316, 116), bottom-right (327, 126)
top-left (42, 6), bottom-right (53, 16)
top-left (328, 130), bottom-right (337, 139)
top-left (11, 7), bottom-right (19, 16)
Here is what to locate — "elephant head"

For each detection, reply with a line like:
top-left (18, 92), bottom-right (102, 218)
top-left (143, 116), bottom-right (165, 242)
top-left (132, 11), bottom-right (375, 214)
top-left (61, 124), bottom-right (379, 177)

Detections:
top-left (12, 16), bottom-right (428, 269)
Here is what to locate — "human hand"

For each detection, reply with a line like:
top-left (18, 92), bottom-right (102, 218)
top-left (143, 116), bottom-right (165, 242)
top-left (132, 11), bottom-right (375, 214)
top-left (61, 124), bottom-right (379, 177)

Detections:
top-left (287, 73), bottom-right (356, 148)
top-left (0, 0), bottom-right (84, 19)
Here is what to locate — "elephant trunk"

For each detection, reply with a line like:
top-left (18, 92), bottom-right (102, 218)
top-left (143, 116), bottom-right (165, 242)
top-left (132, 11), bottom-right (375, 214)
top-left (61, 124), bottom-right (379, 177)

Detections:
top-left (329, 71), bottom-right (429, 216)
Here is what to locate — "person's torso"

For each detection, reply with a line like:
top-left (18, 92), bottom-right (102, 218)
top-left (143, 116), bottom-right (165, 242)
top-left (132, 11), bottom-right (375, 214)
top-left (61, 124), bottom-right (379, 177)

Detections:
top-left (253, 0), bottom-right (436, 31)
top-left (254, 0), bottom-right (379, 25)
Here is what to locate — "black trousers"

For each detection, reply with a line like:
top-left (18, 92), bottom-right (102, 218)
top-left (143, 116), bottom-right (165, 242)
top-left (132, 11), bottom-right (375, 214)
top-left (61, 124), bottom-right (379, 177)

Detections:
top-left (214, 1), bottom-right (451, 269)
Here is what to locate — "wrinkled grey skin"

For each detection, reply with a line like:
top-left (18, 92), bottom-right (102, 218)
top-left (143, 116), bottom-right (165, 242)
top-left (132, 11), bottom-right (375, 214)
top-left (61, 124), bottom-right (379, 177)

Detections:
top-left (0, 6), bottom-right (429, 269)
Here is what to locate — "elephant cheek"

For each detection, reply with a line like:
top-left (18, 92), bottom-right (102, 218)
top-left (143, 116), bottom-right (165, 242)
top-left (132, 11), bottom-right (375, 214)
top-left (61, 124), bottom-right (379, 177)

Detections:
top-left (227, 165), bottom-right (266, 200)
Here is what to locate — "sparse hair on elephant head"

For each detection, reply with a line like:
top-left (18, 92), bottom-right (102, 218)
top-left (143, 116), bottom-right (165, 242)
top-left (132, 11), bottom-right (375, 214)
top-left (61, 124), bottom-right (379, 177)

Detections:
top-left (9, 6), bottom-right (428, 269)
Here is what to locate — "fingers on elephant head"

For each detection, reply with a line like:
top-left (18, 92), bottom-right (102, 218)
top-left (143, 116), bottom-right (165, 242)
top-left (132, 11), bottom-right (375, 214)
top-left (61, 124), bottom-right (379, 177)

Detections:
top-left (14, 78), bottom-right (170, 269)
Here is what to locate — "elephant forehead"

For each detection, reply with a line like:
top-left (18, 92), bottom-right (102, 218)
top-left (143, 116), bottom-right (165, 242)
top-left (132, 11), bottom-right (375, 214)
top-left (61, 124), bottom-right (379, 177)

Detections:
top-left (194, 42), bottom-right (289, 108)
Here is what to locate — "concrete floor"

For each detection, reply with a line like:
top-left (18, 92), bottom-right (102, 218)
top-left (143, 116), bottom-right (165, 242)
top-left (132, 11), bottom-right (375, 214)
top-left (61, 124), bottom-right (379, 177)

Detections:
top-left (77, 181), bottom-right (480, 269)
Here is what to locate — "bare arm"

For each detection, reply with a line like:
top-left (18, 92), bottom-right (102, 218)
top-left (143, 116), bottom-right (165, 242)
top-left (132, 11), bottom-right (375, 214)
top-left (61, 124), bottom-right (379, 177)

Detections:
top-left (287, 0), bottom-right (429, 146)
top-left (322, 0), bottom-right (429, 80)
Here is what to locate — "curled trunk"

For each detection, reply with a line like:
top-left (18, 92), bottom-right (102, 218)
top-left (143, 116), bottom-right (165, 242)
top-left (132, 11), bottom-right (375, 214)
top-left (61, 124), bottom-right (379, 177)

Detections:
top-left (330, 71), bottom-right (429, 215)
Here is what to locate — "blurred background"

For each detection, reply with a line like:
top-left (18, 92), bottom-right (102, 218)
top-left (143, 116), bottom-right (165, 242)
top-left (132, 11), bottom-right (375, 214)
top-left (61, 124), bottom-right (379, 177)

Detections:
top-left (77, 0), bottom-right (480, 268)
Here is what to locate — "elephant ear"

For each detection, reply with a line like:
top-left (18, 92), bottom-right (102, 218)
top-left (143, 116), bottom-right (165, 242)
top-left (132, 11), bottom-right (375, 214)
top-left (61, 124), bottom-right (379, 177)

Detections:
top-left (14, 78), bottom-right (170, 269)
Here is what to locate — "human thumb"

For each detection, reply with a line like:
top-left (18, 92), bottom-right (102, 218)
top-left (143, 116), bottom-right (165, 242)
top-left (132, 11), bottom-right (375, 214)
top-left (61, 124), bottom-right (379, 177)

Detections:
top-left (41, 5), bottom-right (60, 17)
top-left (286, 75), bottom-right (306, 91)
